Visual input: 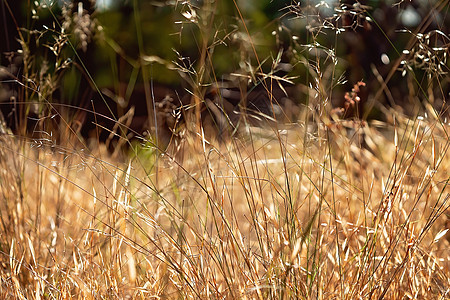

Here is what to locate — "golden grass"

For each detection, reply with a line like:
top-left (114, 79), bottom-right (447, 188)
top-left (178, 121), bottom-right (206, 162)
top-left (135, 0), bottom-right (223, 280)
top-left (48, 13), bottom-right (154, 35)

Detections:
top-left (0, 110), bottom-right (448, 299)
top-left (1, 2), bottom-right (448, 298)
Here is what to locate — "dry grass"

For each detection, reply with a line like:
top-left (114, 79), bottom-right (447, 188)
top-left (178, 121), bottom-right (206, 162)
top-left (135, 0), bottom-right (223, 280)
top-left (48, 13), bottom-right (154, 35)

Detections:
top-left (0, 110), bottom-right (449, 298)
top-left (1, 0), bottom-right (449, 299)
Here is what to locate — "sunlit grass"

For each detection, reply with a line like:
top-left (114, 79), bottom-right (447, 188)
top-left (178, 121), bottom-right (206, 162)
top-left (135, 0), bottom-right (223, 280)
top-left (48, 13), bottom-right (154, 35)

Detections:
top-left (0, 0), bottom-right (448, 298)
top-left (1, 111), bottom-right (448, 298)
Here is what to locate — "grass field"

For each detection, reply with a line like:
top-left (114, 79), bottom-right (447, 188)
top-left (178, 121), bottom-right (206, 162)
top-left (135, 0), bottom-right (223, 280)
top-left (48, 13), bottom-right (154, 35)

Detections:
top-left (1, 110), bottom-right (449, 298)
top-left (0, 0), bottom-right (449, 298)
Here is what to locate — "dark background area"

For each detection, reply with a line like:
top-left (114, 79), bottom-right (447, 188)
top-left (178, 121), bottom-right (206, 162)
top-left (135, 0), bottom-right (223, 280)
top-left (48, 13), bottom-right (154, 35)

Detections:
top-left (0, 0), bottom-right (448, 142)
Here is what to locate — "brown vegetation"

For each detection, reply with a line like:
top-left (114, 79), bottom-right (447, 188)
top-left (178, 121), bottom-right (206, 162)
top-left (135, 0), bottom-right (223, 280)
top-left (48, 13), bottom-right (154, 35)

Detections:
top-left (0, 0), bottom-right (448, 298)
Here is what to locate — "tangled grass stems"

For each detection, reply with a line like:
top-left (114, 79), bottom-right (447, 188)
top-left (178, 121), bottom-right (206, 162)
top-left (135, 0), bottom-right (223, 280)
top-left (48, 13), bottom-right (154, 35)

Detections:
top-left (0, 111), bottom-right (449, 298)
top-left (1, 0), bottom-right (449, 298)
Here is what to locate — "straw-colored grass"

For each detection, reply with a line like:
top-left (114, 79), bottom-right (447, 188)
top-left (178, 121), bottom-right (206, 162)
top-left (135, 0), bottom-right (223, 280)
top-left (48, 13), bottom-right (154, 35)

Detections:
top-left (1, 1), bottom-right (448, 298)
top-left (0, 109), bottom-right (448, 298)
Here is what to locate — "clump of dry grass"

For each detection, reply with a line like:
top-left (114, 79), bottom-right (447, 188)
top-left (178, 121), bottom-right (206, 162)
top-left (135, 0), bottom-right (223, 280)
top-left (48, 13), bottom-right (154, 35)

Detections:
top-left (1, 0), bottom-right (449, 299)
top-left (0, 108), bottom-right (449, 298)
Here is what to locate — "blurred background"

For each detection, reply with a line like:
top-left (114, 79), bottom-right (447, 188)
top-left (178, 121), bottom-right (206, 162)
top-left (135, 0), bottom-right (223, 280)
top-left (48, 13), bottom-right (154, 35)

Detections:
top-left (1, 0), bottom-right (448, 142)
